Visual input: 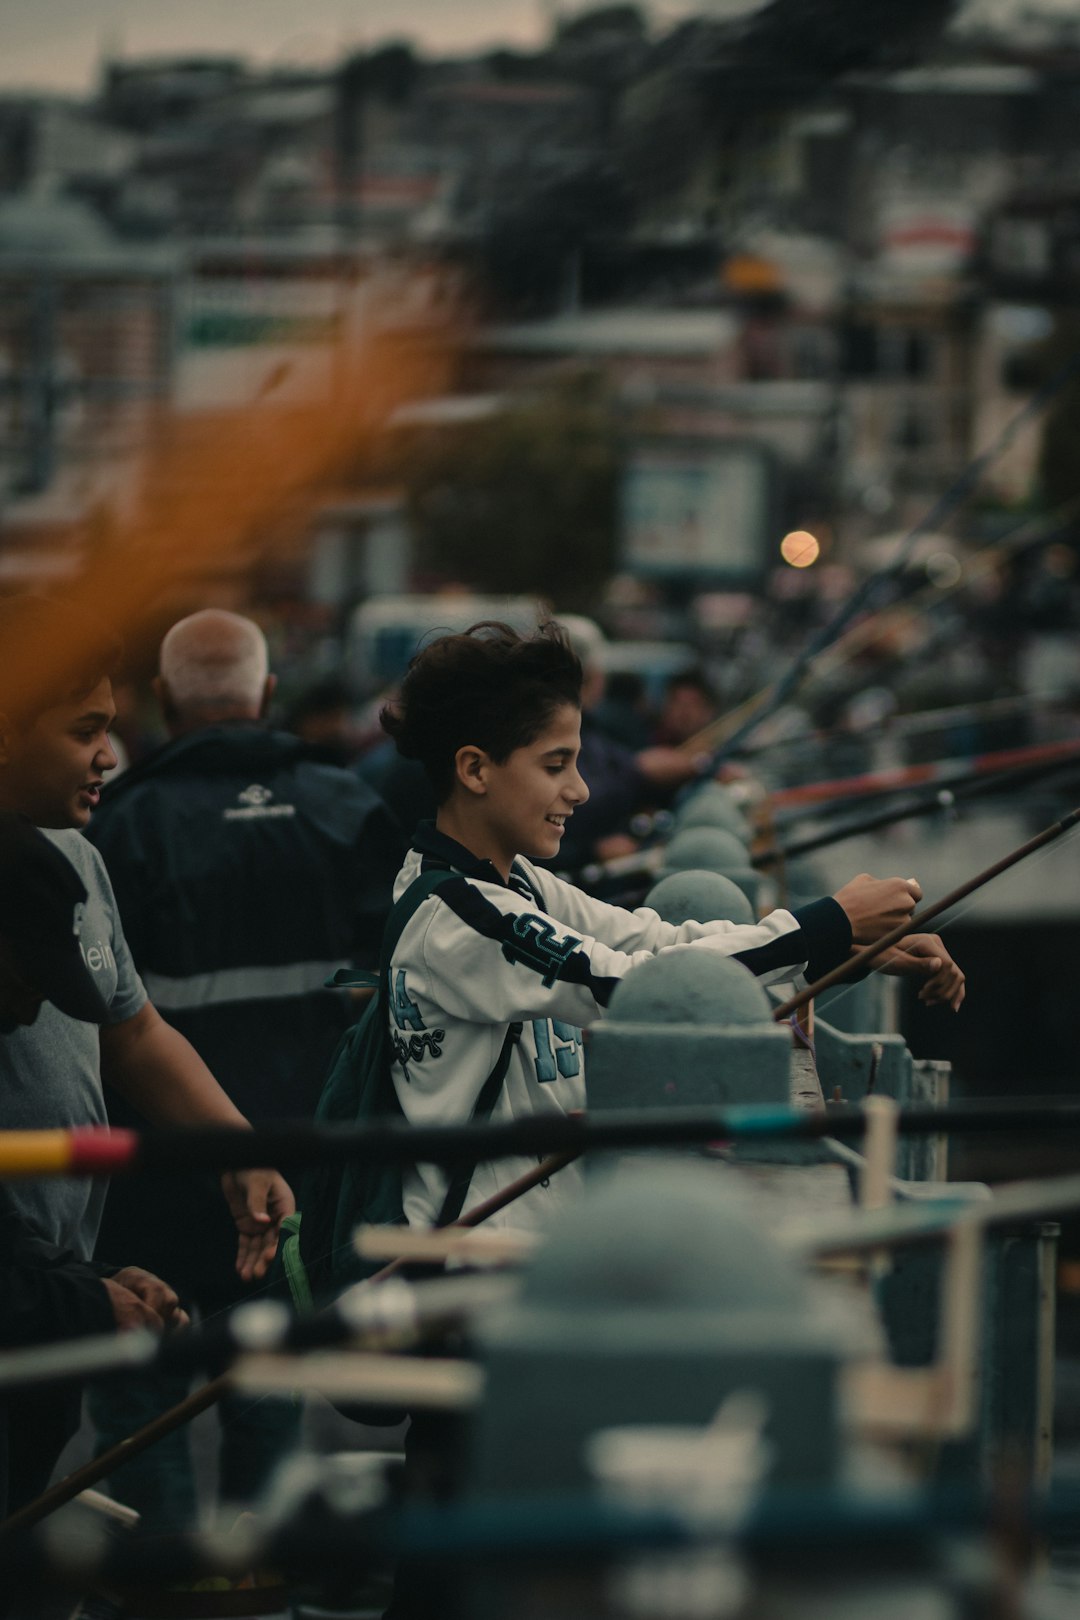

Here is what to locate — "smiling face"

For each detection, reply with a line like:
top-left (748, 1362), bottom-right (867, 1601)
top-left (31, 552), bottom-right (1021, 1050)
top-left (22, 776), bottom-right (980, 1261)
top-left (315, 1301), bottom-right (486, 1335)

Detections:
top-left (441, 702), bottom-right (590, 878)
top-left (0, 676), bottom-right (118, 829)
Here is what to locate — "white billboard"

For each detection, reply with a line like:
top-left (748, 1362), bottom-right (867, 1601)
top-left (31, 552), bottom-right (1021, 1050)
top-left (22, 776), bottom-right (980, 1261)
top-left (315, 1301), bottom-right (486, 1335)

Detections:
top-left (621, 441), bottom-right (771, 581)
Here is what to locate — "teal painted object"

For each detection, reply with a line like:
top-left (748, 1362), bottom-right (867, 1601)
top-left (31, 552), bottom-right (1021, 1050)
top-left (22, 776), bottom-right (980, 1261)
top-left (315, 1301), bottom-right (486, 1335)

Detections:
top-left (646, 869), bottom-right (755, 927)
top-left (875, 1217), bottom-right (1058, 1490)
top-left (468, 1163), bottom-right (850, 1497)
top-left (587, 950), bottom-right (791, 1111)
top-left (811, 1016), bottom-right (950, 1183)
top-left (672, 783), bottom-right (752, 844)
top-left (724, 1103), bottom-right (811, 1138)
top-left (659, 826), bottom-right (761, 909)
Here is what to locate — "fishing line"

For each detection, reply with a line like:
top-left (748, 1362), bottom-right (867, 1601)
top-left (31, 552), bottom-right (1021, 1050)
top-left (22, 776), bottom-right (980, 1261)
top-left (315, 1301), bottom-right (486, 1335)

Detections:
top-left (706, 353), bottom-right (1080, 767)
top-left (811, 815), bottom-right (1080, 1020)
top-left (706, 500), bottom-right (1080, 768)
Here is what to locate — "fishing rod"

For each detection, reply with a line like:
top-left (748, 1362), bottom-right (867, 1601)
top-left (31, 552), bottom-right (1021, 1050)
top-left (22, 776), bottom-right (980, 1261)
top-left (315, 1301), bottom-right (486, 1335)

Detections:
top-left (730, 690), bottom-right (1066, 768)
top-left (766, 735), bottom-right (1080, 815)
top-left (685, 499), bottom-right (1074, 766)
top-left (8, 1133), bottom-right (1080, 1409)
top-left (0, 1146), bottom-right (574, 1539)
top-left (772, 804), bottom-right (1080, 1020)
top-left (365, 1146), bottom-right (578, 1287)
top-left (6, 1097), bottom-right (1080, 1181)
top-left (8, 1135), bottom-right (1080, 1406)
top-left (0, 1270), bottom-right (516, 1400)
top-left (756, 788), bottom-right (952, 869)
top-left (889, 692), bottom-right (1060, 740)
top-left (569, 736), bottom-right (1080, 904)
top-left (754, 741), bottom-right (1080, 869)
top-left (0, 813), bottom-right (1076, 1182)
top-left (701, 362), bottom-right (1080, 768)
top-left (0, 814), bottom-right (1073, 1184)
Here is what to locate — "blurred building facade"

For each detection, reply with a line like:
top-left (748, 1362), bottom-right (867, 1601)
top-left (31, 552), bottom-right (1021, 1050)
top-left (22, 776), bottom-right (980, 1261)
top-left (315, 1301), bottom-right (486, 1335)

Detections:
top-left (0, 188), bottom-right (176, 581)
top-left (2, 6), bottom-right (1080, 599)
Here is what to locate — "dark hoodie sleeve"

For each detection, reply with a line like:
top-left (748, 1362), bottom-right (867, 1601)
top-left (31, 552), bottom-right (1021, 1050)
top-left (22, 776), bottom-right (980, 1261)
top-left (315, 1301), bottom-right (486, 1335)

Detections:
top-left (790, 897), bottom-right (853, 983)
top-left (0, 1190), bottom-right (114, 1348)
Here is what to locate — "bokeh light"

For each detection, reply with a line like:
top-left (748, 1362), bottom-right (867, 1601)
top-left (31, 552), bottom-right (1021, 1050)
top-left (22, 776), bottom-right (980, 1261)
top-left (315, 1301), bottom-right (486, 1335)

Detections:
top-left (780, 530), bottom-right (821, 569)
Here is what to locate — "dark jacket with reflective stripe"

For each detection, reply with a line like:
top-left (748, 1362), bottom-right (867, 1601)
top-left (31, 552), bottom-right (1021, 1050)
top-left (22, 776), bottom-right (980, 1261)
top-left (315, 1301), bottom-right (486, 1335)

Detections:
top-left (85, 725), bottom-right (404, 1298)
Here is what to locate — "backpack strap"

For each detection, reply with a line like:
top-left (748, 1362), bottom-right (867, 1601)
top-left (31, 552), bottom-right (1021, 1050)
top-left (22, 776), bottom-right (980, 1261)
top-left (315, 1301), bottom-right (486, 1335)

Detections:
top-left (324, 868), bottom-right (463, 992)
top-left (384, 866), bottom-right (524, 1230)
top-left (380, 866), bottom-right (460, 974)
top-left (435, 1019), bottom-right (523, 1228)
top-left (317, 861), bottom-right (524, 1237)
top-left (314, 865), bottom-right (523, 1247)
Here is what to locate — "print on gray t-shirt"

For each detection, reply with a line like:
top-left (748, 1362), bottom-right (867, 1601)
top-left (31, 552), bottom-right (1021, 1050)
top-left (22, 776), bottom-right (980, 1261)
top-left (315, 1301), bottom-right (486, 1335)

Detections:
top-left (0, 829), bottom-right (146, 1258)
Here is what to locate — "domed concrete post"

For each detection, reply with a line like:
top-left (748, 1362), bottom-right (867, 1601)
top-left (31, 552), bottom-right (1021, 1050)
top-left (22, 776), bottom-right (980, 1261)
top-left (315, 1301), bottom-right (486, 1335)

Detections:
top-left (658, 826), bottom-right (762, 912)
top-left (586, 949), bottom-right (792, 1111)
top-left (464, 1166), bottom-right (869, 1616)
top-left (671, 782), bottom-right (752, 845)
top-left (646, 869), bottom-right (755, 928)
top-left (468, 1163), bottom-right (855, 1499)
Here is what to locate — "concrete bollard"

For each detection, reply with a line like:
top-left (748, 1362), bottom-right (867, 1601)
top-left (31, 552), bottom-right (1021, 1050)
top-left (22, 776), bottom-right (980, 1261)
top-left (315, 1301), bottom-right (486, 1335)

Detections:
top-left (646, 869), bottom-right (755, 927)
top-left (671, 782), bottom-right (752, 844)
top-left (658, 826), bottom-right (761, 911)
top-left (467, 1162), bottom-right (852, 1498)
top-left (586, 947), bottom-right (791, 1110)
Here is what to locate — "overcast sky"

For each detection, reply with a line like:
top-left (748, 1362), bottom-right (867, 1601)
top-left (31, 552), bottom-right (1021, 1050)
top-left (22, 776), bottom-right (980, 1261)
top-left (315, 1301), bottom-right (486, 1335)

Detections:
top-left (1, 1), bottom-right (732, 93)
top-left (2, 1), bottom-right (1072, 94)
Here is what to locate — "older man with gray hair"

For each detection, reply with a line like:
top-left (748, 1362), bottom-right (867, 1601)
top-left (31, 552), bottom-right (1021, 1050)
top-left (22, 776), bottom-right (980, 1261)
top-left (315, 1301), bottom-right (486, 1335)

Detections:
top-left (156, 609), bottom-right (272, 729)
top-left (85, 607), bottom-right (403, 1527)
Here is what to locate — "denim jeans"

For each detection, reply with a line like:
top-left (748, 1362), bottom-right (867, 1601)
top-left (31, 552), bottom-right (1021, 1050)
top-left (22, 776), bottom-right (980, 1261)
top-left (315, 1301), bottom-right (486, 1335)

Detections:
top-left (88, 1369), bottom-right (302, 1529)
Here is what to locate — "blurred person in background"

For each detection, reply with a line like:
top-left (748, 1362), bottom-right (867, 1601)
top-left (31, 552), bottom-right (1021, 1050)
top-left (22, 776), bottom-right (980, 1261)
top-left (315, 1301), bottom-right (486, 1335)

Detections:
top-left (559, 620), bottom-right (709, 870)
top-left (588, 669), bottom-right (653, 750)
top-left (84, 609), bottom-right (403, 1526)
top-left (652, 668), bottom-right (718, 749)
top-left (106, 677), bottom-right (162, 771)
top-left (284, 674), bottom-right (363, 767)
top-left (356, 689), bottom-right (436, 843)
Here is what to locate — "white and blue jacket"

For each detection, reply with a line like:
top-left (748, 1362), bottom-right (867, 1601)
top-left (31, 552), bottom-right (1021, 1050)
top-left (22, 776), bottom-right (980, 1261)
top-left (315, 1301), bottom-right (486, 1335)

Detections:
top-left (390, 823), bottom-right (851, 1233)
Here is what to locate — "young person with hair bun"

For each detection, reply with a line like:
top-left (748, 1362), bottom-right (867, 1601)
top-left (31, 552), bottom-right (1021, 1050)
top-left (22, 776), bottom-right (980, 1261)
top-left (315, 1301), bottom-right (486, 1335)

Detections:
top-left (380, 620), bottom-right (965, 1236)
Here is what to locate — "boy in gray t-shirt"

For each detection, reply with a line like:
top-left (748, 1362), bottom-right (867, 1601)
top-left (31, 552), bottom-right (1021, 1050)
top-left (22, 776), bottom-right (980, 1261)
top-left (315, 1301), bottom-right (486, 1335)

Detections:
top-left (2, 830), bottom-right (146, 1258)
top-left (0, 812), bottom-right (189, 1516)
top-left (0, 595), bottom-right (294, 1280)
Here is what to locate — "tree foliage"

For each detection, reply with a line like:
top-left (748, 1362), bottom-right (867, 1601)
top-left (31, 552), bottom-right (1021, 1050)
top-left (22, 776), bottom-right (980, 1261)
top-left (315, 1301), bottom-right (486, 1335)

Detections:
top-left (477, 162), bottom-right (634, 315)
top-left (556, 6), bottom-right (648, 48)
top-left (741, 0), bottom-right (959, 80)
top-left (398, 376), bottom-right (622, 608)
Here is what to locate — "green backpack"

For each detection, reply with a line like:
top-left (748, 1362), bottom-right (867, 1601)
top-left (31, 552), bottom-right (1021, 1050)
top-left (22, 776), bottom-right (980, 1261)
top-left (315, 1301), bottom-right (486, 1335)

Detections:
top-left (280, 867), bottom-right (522, 1313)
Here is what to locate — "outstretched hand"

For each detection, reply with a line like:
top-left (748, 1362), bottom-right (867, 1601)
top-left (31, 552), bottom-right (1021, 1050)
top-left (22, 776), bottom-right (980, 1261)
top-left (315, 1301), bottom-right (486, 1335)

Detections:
top-left (105, 1267), bottom-right (190, 1333)
top-left (635, 748), bottom-right (711, 790)
top-left (221, 1168), bottom-right (296, 1282)
top-left (832, 873), bottom-right (922, 943)
top-left (872, 933), bottom-right (966, 1011)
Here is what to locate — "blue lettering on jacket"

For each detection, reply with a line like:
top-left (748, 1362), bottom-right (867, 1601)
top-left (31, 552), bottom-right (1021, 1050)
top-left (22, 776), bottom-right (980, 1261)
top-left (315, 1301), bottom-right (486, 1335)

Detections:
top-left (501, 914), bottom-right (580, 987)
top-left (532, 1019), bottom-right (583, 1084)
top-left (389, 968), bottom-right (425, 1031)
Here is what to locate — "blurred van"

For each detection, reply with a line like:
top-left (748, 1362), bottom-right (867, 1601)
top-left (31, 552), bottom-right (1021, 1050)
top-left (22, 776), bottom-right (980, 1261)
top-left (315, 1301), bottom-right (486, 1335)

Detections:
top-left (595, 639), bottom-right (698, 708)
top-left (345, 594), bottom-right (543, 692)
